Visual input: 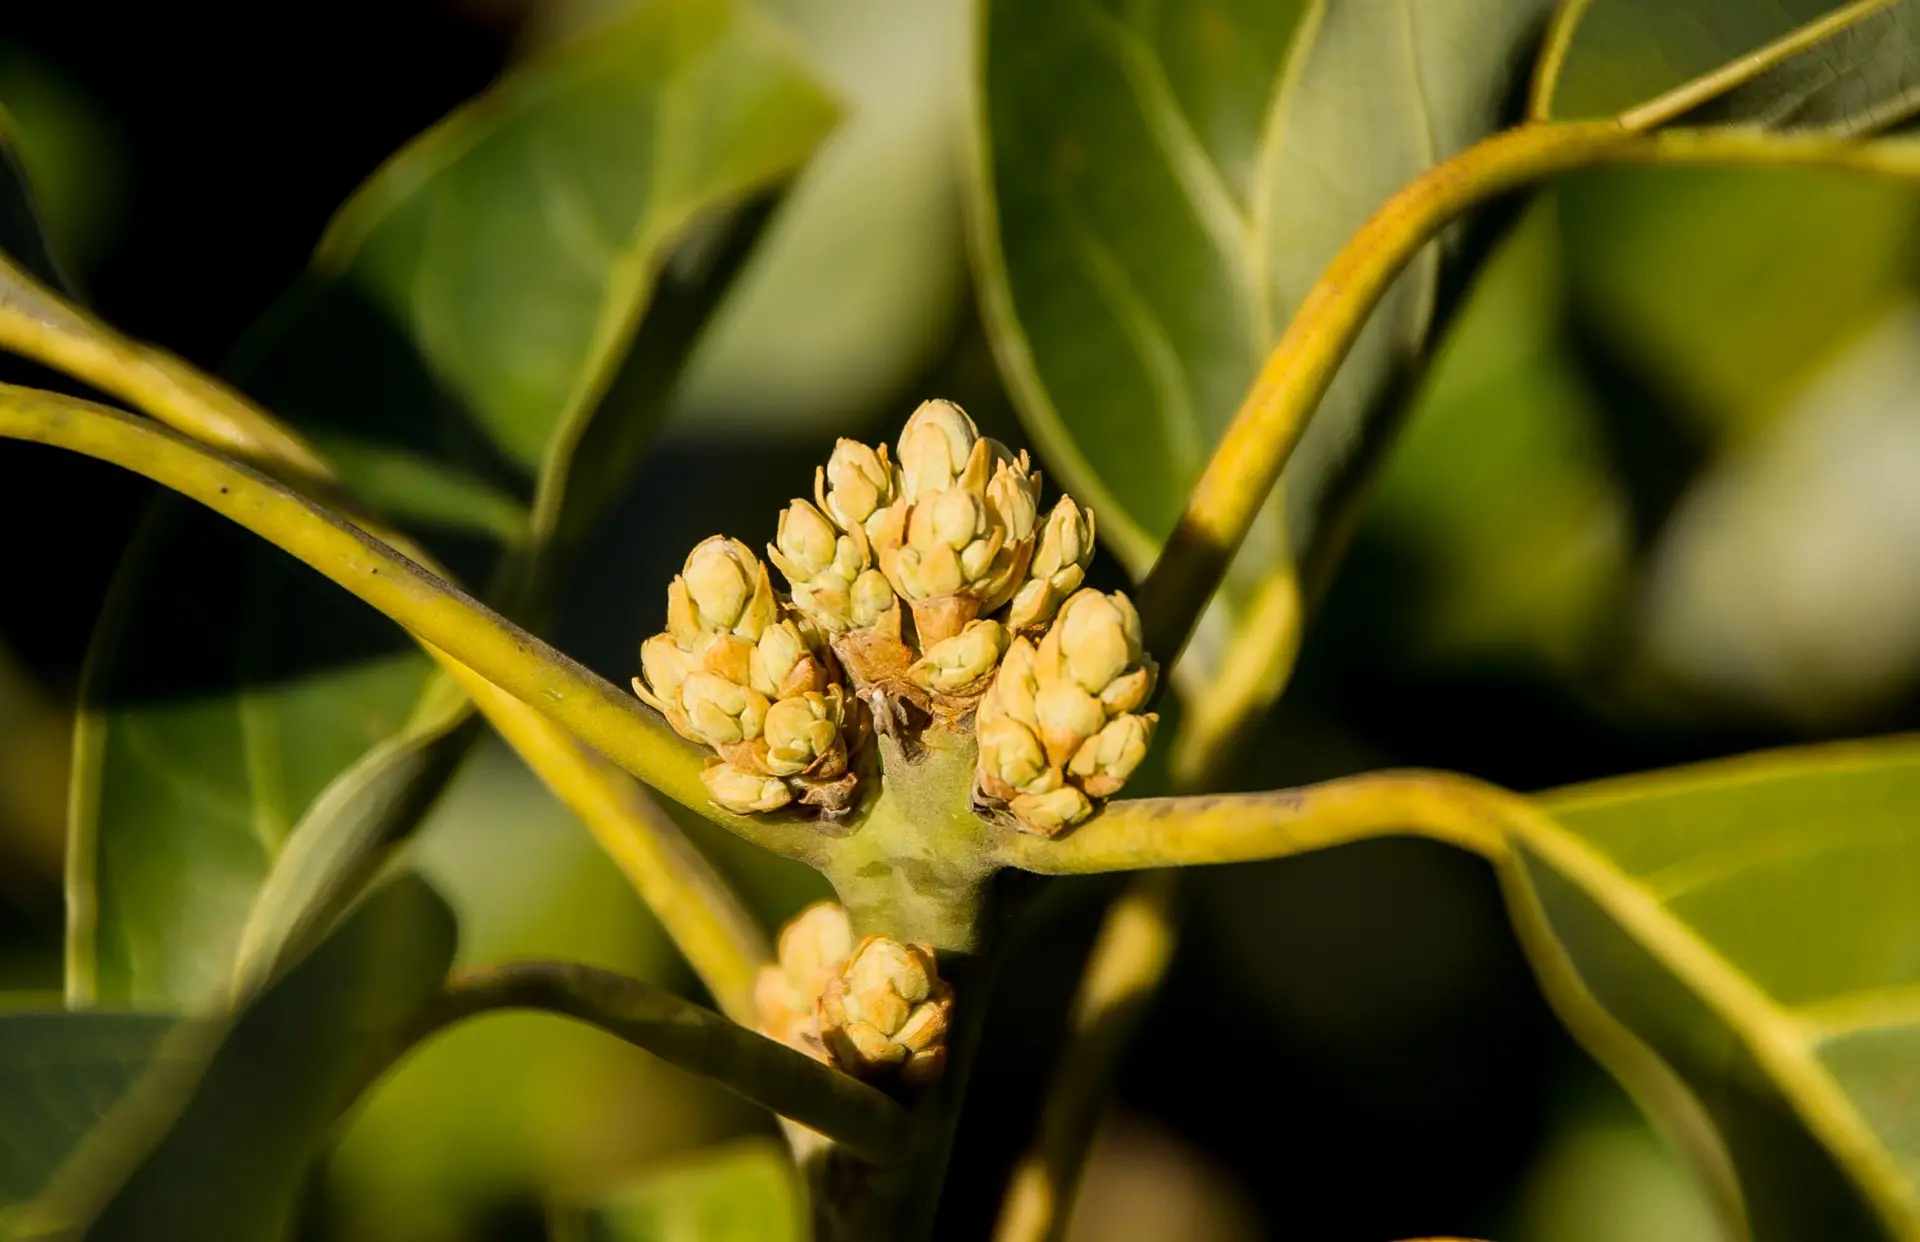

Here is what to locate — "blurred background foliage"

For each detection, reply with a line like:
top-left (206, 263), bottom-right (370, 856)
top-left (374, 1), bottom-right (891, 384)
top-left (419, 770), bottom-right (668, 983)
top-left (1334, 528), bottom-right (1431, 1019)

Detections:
top-left (2, 0), bottom-right (1918, 1238)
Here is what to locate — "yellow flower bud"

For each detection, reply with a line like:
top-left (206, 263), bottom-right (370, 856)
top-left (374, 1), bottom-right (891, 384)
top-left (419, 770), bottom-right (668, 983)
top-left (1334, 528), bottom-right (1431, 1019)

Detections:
top-left (977, 714), bottom-right (1054, 797)
top-left (817, 439), bottom-right (899, 536)
top-left (762, 688), bottom-right (847, 777)
top-left (1068, 712), bottom-right (1156, 798)
top-left (1008, 785), bottom-right (1093, 835)
top-left (1006, 496), bottom-right (1095, 631)
top-left (755, 902), bottom-right (855, 1059)
top-left (911, 619), bottom-right (1009, 695)
top-left (682, 671), bottom-right (768, 748)
top-left (769, 498), bottom-right (896, 635)
top-left (897, 399), bottom-right (980, 502)
top-left (633, 635), bottom-right (701, 741)
top-left (675, 536), bottom-right (777, 644)
top-left (975, 591), bottom-right (1158, 834)
top-left (702, 760), bottom-right (792, 814)
top-left (817, 935), bottom-right (952, 1086)
top-left (873, 400), bottom-right (1042, 646)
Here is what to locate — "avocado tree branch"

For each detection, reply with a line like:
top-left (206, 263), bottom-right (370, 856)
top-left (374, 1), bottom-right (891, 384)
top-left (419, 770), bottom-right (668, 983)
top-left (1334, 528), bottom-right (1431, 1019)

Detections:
top-left (1135, 120), bottom-right (1920, 668)
top-left (415, 959), bottom-right (911, 1165)
top-left (0, 384), bottom-right (830, 874)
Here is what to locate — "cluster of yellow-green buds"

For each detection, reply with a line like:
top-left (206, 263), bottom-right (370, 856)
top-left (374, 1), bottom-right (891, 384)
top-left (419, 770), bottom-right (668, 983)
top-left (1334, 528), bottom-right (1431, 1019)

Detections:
top-left (974, 590), bottom-right (1160, 835)
top-left (770, 399), bottom-right (1099, 717)
top-left (636, 398), bottom-right (1153, 832)
top-left (755, 902), bottom-right (952, 1089)
top-left (633, 537), bottom-right (858, 814)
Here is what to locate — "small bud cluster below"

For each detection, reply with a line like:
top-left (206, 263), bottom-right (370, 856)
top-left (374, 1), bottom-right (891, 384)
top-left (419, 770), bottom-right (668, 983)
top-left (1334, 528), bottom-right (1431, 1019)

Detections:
top-left (634, 398), bottom-right (1157, 833)
top-left (755, 902), bottom-right (951, 1089)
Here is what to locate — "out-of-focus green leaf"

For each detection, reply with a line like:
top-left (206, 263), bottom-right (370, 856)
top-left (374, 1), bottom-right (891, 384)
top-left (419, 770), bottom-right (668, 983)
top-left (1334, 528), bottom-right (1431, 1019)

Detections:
top-left (666, 0), bottom-right (969, 436)
top-left (970, 0), bottom-right (1555, 674)
top-left (0, 51), bottom-right (126, 277)
top-left (1365, 203), bottom-right (1629, 670)
top-left (70, 513), bottom-right (439, 1010)
top-left (1512, 737), bottom-right (1920, 1240)
top-left (243, 0), bottom-right (838, 546)
top-left (1507, 1073), bottom-right (1724, 1242)
top-left (1559, 165), bottom-right (1920, 439)
top-left (1635, 302), bottom-right (1920, 725)
top-left (0, 1011), bottom-right (169, 1210)
top-left (68, 0), bottom-right (837, 1012)
top-left (5, 875), bottom-right (456, 1238)
top-left (580, 1139), bottom-right (804, 1242)
top-left (0, 102), bottom-right (69, 292)
top-left (326, 742), bottom-right (751, 1242)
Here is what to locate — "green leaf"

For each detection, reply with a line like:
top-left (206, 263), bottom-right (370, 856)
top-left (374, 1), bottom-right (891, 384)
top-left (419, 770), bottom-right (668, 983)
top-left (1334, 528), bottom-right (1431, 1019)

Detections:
top-left (68, 0), bottom-right (837, 1011)
top-left (1513, 737), bottom-right (1920, 1240)
top-left (1544, 0), bottom-right (1920, 133)
top-left (579, 1139), bottom-right (805, 1242)
top-left (1559, 163), bottom-right (1920, 441)
top-left (237, 0), bottom-right (838, 551)
top-left (1634, 301), bottom-right (1920, 726)
top-left (4, 874), bottom-right (456, 1238)
top-left (970, 0), bottom-right (1557, 664)
top-left (0, 1011), bottom-right (170, 1209)
top-left (1362, 202), bottom-right (1630, 671)
top-left (0, 102), bottom-right (71, 293)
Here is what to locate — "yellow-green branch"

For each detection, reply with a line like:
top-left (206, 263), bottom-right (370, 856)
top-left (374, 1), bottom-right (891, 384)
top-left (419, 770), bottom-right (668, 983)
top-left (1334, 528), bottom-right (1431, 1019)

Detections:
top-left (0, 255), bottom-right (334, 483)
top-left (419, 959), bottom-right (910, 1164)
top-left (0, 258), bottom-right (776, 1018)
top-left (1136, 121), bottom-right (1920, 665)
top-left (998, 770), bottom-right (1514, 874)
top-left (0, 383), bottom-right (829, 869)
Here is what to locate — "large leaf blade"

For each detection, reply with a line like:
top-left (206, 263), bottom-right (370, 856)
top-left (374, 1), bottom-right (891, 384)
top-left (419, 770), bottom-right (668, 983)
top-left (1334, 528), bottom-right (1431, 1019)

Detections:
top-left (970, 0), bottom-right (1556, 669)
top-left (3, 875), bottom-right (457, 1237)
top-left (68, 0), bottom-right (836, 1011)
top-left (1516, 738), bottom-right (1920, 1239)
top-left (1544, 0), bottom-right (1920, 135)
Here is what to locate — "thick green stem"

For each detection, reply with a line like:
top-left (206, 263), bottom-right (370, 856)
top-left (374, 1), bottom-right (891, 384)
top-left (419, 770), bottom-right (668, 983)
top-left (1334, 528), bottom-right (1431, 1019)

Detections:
top-left (0, 383), bottom-right (826, 865)
top-left (415, 960), bottom-right (911, 1164)
top-left (819, 725), bottom-right (1000, 953)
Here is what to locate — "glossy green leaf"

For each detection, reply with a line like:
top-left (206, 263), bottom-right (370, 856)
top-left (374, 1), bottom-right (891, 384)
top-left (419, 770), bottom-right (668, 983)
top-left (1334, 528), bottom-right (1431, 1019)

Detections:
top-left (970, 0), bottom-right (1556, 661)
top-left (4, 875), bottom-right (456, 1238)
top-left (68, 0), bottom-right (837, 1011)
top-left (581, 1139), bottom-right (805, 1242)
top-left (1513, 736), bottom-right (1920, 1240)
top-left (1544, 0), bottom-right (1920, 132)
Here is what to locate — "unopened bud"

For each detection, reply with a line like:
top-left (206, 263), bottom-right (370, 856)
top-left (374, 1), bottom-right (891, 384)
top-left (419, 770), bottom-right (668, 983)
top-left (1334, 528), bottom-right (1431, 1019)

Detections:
top-left (911, 619), bottom-right (1009, 694)
top-left (817, 935), bottom-right (952, 1087)
top-left (702, 760), bottom-right (792, 814)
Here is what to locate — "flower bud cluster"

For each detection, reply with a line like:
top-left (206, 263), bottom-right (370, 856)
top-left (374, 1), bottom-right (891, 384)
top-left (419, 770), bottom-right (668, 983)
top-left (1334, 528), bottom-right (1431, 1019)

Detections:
top-left (755, 902), bottom-right (951, 1088)
top-left (975, 589), bottom-right (1160, 835)
top-left (633, 537), bottom-right (858, 814)
top-left (770, 400), bottom-right (1098, 717)
top-left (635, 398), bottom-right (1154, 828)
